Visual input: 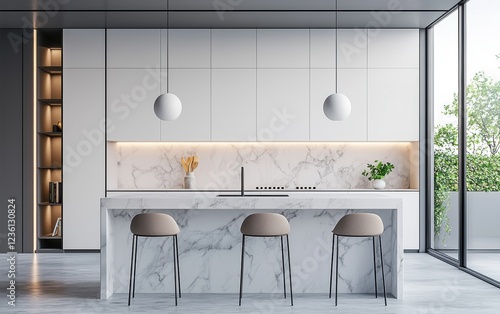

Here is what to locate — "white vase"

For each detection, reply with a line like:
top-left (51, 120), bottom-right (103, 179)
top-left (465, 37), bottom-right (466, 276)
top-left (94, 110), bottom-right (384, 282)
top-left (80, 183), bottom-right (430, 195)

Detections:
top-left (184, 172), bottom-right (196, 189)
top-left (372, 179), bottom-right (386, 189)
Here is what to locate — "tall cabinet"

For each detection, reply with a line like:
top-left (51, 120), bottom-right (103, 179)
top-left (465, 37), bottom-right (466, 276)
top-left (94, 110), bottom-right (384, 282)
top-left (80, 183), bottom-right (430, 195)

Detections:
top-left (36, 30), bottom-right (63, 251)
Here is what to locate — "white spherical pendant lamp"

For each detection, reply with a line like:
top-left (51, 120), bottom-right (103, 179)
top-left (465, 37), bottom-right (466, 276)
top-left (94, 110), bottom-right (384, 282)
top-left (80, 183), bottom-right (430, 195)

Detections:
top-left (154, 93), bottom-right (182, 121)
top-left (323, 93), bottom-right (351, 121)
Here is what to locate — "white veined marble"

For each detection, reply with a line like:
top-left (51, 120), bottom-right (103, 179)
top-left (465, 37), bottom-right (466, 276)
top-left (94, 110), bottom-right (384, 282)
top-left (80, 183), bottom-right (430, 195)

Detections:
top-left (110, 142), bottom-right (411, 190)
top-left (100, 195), bottom-right (403, 300)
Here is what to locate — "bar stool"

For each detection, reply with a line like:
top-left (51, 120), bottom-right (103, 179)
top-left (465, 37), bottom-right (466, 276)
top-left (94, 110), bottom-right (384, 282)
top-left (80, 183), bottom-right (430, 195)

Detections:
top-left (128, 213), bottom-right (181, 306)
top-left (329, 213), bottom-right (387, 306)
top-left (239, 213), bottom-right (293, 306)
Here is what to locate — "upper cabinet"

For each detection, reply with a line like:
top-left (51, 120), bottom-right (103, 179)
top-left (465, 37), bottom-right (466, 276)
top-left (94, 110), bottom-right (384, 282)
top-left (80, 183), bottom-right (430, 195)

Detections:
top-left (167, 29), bottom-right (210, 68)
top-left (63, 29), bottom-right (105, 68)
top-left (107, 69), bottom-right (160, 141)
top-left (107, 29), bottom-right (160, 68)
top-left (103, 29), bottom-right (420, 142)
top-left (257, 30), bottom-right (309, 68)
top-left (212, 30), bottom-right (256, 69)
top-left (257, 69), bottom-right (309, 141)
top-left (368, 29), bottom-right (419, 69)
top-left (367, 69), bottom-right (419, 141)
top-left (160, 69), bottom-right (211, 141)
top-left (310, 69), bottom-right (368, 141)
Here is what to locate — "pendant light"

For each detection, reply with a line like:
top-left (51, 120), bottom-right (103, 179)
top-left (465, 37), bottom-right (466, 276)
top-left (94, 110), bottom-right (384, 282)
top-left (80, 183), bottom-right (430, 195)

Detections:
top-left (154, 0), bottom-right (182, 121)
top-left (323, 0), bottom-right (351, 121)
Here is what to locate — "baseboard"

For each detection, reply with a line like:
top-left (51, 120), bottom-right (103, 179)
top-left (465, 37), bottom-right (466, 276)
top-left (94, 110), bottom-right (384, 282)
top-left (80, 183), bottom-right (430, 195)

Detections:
top-left (63, 249), bottom-right (101, 253)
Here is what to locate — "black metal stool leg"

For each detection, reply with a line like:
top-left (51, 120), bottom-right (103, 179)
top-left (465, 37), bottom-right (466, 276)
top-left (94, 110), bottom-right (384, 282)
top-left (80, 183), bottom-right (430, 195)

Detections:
top-left (239, 235), bottom-right (245, 306)
top-left (173, 236), bottom-right (178, 306)
top-left (132, 235), bottom-right (139, 298)
top-left (281, 236), bottom-right (286, 299)
top-left (128, 235), bottom-right (136, 306)
top-left (335, 235), bottom-right (339, 306)
top-left (329, 233), bottom-right (334, 298)
top-left (373, 236), bottom-right (378, 298)
top-left (175, 235), bottom-right (181, 298)
top-left (286, 235), bottom-right (293, 306)
top-left (379, 235), bottom-right (387, 306)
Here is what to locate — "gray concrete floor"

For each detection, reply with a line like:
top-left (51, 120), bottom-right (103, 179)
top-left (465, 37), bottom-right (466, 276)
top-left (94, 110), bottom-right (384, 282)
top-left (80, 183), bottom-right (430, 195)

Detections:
top-left (1, 253), bottom-right (500, 313)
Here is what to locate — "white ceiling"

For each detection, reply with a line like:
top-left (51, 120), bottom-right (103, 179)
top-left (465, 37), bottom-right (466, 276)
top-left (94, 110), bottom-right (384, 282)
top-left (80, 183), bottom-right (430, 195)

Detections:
top-left (0, 0), bottom-right (466, 29)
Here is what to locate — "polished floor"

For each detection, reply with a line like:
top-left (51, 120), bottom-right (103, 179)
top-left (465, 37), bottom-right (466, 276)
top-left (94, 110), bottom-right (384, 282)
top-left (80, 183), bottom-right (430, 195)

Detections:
top-left (1, 253), bottom-right (500, 313)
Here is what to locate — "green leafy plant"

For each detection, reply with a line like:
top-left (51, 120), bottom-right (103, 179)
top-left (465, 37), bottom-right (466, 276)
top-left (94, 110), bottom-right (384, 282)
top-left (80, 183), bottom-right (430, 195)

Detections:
top-left (361, 160), bottom-right (395, 181)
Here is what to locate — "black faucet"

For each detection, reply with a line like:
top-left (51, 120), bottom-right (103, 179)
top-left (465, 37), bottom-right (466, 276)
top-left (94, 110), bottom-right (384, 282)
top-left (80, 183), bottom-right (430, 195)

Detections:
top-left (241, 167), bottom-right (244, 196)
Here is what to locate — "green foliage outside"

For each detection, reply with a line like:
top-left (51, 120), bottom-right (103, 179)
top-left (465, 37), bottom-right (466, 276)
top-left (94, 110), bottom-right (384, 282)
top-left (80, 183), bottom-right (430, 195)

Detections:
top-left (434, 66), bottom-right (500, 239)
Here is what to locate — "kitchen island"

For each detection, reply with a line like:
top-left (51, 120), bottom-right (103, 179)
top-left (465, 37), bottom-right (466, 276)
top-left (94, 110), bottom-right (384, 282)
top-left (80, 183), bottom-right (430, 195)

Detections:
top-left (100, 193), bottom-right (403, 299)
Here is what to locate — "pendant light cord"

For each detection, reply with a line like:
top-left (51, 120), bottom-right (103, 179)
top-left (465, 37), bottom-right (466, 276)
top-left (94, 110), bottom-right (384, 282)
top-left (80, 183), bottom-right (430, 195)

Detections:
top-left (166, 0), bottom-right (169, 93)
top-left (335, 0), bottom-right (338, 94)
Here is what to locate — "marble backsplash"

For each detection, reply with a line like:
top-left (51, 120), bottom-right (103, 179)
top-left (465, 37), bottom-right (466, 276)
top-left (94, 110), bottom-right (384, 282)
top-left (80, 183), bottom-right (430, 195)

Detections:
top-left (108, 142), bottom-right (416, 190)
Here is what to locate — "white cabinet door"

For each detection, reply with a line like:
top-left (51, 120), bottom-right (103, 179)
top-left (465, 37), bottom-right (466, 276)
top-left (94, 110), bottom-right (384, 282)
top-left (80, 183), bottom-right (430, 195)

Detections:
top-left (63, 29), bottom-right (105, 68)
top-left (257, 30), bottom-right (309, 68)
top-left (63, 69), bottom-right (105, 249)
top-left (168, 29), bottom-right (211, 68)
top-left (310, 29), bottom-right (368, 69)
top-left (256, 69), bottom-right (309, 141)
top-left (367, 69), bottom-right (419, 141)
top-left (368, 29), bottom-right (419, 69)
top-left (212, 69), bottom-right (256, 141)
top-left (107, 29), bottom-right (161, 69)
top-left (310, 69), bottom-right (367, 141)
top-left (310, 29), bottom-right (336, 68)
top-left (107, 69), bottom-right (161, 141)
top-left (211, 29), bottom-right (256, 69)
top-left (160, 69), bottom-right (211, 141)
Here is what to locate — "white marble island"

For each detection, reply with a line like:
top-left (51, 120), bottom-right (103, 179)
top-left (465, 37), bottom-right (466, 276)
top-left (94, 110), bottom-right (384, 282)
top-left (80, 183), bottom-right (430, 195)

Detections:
top-left (100, 193), bottom-right (403, 299)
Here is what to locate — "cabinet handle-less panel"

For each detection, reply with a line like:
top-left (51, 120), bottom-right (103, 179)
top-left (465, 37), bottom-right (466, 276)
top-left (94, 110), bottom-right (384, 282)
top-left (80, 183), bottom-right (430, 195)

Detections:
top-left (257, 29), bottom-right (309, 69)
top-left (107, 69), bottom-right (161, 141)
top-left (256, 69), bottom-right (309, 141)
top-left (107, 29), bottom-right (160, 69)
top-left (63, 69), bottom-right (105, 249)
top-left (310, 69), bottom-right (368, 141)
top-left (211, 29), bottom-right (256, 69)
top-left (368, 29), bottom-right (419, 69)
top-left (63, 29), bottom-right (105, 69)
top-left (160, 69), bottom-right (211, 141)
top-left (211, 69), bottom-right (256, 141)
top-left (168, 29), bottom-right (211, 69)
top-left (367, 69), bottom-right (419, 141)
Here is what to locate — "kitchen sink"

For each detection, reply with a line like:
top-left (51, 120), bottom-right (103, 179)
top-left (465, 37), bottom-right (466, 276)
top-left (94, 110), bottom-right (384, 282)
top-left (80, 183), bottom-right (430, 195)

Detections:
top-left (216, 194), bottom-right (289, 197)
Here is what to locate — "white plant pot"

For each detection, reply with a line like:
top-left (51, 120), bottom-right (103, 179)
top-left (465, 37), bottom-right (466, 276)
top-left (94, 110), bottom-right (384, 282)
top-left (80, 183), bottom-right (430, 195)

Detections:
top-left (184, 172), bottom-right (196, 189)
top-left (372, 179), bottom-right (386, 189)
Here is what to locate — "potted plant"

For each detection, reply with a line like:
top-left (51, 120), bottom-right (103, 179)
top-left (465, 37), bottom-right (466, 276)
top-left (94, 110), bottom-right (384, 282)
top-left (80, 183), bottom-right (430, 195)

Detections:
top-left (361, 160), bottom-right (395, 189)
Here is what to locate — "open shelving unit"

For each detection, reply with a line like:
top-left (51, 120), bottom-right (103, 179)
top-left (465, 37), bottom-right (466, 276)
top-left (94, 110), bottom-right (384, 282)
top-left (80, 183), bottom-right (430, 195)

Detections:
top-left (36, 30), bottom-right (63, 252)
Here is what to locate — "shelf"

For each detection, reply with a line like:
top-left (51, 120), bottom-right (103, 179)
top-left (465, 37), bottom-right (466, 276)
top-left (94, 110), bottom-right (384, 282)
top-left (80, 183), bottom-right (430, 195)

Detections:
top-left (39, 66), bottom-right (62, 74)
top-left (38, 131), bottom-right (62, 137)
top-left (39, 234), bottom-right (62, 240)
top-left (38, 202), bottom-right (62, 206)
top-left (38, 166), bottom-right (62, 170)
top-left (38, 99), bottom-right (62, 105)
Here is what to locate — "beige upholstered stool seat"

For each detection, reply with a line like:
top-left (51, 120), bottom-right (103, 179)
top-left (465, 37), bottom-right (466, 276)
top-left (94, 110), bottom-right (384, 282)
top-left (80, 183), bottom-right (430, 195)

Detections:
top-left (330, 213), bottom-right (387, 306)
top-left (240, 213), bottom-right (290, 236)
top-left (333, 213), bottom-right (384, 237)
top-left (239, 213), bottom-right (293, 306)
top-left (128, 213), bottom-right (181, 307)
top-left (130, 212), bottom-right (180, 236)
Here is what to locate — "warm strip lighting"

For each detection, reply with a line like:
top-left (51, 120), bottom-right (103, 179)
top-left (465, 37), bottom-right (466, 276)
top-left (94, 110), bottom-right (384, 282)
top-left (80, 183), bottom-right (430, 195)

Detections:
top-left (114, 141), bottom-right (414, 147)
top-left (33, 29), bottom-right (37, 252)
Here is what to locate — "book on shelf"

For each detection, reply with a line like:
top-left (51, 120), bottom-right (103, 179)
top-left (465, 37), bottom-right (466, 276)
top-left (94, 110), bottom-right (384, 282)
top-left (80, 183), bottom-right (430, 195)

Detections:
top-left (48, 181), bottom-right (62, 203)
top-left (52, 217), bottom-right (62, 237)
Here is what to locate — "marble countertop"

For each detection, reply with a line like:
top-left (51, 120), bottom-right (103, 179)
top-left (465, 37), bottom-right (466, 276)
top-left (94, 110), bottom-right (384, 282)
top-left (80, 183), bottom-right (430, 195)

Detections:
top-left (101, 193), bottom-right (403, 210)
